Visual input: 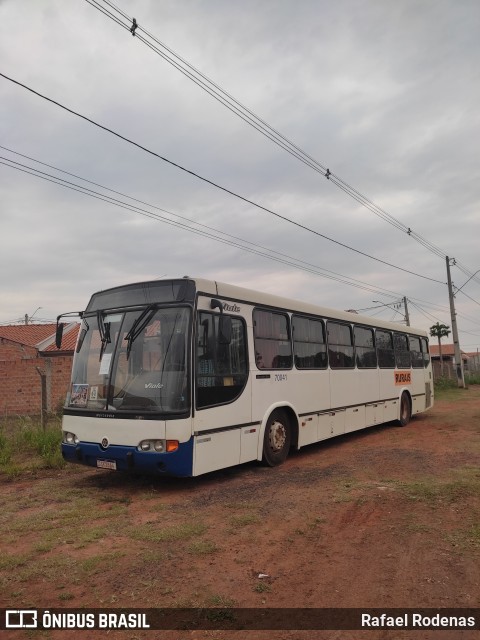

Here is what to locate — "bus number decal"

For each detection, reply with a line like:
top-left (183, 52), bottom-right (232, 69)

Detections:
top-left (275, 374), bottom-right (288, 382)
top-left (394, 372), bottom-right (411, 385)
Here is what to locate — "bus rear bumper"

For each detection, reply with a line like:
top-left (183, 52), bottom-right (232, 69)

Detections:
top-left (61, 439), bottom-right (194, 477)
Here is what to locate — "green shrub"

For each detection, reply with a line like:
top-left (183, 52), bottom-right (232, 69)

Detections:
top-left (465, 373), bottom-right (480, 385)
top-left (434, 377), bottom-right (458, 391)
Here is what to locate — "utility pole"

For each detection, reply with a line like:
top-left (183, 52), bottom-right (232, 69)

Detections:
top-left (403, 297), bottom-right (410, 327)
top-left (446, 256), bottom-right (465, 388)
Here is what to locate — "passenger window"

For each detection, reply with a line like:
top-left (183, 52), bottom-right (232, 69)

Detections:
top-left (420, 337), bottom-right (431, 368)
top-left (253, 309), bottom-right (292, 369)
top-left (394, 333), bottom-right (411, 368)
top-left (409, 336), bottom-right (423, 368)
top-left (328, 322), bottom-right (354, 369)
top-left (293, 316), bottom-right (327, 369)
top-left (354, 326), bottom-right (377, 368)
top-left (376, 330), bottom-right (395, 368)
top-left (196, 312), bottom-right (248, 409)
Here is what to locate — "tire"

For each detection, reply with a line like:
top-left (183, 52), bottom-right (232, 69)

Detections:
top-left (398, 392), bottom-right (412, 427)
top-left (262, 409), bottom-right (291, 467)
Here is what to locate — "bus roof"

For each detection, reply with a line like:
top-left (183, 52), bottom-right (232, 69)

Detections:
top-left (194, 277), bottom-right (428, 338)
top-left (86, 276), bottom-right (428, 338)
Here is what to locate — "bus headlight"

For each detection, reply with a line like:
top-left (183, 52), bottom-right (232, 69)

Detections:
top-left (138, 439), bottom-right (164, 452)
top-left (63, 431), bottom-right (79, 445)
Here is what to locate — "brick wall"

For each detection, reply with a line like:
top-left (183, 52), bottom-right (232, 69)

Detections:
top-left (0, 338), bottom-right (73, 416)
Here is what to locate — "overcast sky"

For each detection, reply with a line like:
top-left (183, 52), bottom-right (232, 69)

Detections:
top-left (1, 0), bottom-right (479, 351)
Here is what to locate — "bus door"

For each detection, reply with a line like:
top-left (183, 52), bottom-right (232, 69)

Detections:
top-left (193, 298), bottom-right (251, 475)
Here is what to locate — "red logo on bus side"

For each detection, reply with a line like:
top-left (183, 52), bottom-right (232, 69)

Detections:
top-left (394, 371), bottom-right (411, 385)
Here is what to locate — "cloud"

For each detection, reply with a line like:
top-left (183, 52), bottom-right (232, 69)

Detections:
top-left (0, 0), bottom-right (479, 348)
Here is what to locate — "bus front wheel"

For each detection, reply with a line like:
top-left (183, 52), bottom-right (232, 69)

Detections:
top-left (262, 409), bottom-right (291, 467)
top-left (398, 392), bottom-right (412, 427)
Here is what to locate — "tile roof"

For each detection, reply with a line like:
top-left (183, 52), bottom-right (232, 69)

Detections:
top-left (0, 323), bottom-right (79, 352)
top-left (0, 323), bottom-right (58, 347)
top-left (43, 324), bottom-right (79, 352)
top-left (429, 344), bottom-right (467, 358)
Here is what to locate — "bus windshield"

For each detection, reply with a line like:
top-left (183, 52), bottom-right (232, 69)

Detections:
top-left (67, 307), bottom-right (190, 414)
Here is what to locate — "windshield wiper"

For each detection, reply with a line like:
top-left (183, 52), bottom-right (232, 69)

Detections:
top-left (98, 311), bottom-right (111, 361)
top-left (126, 305), bottom-right (157, 359)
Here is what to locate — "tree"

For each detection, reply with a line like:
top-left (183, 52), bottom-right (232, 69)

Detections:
top-left (430, 322), bottom-right (451, 377)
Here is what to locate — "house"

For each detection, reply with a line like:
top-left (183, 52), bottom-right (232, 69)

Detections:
top-left (0, 323), bottom-right (79, 416)
top-left (429, 343), bottom-right (468, 379)
top-left (429, 344), bottom-right (468, 363)
top-left (465, 351), bottom-right (480, 373)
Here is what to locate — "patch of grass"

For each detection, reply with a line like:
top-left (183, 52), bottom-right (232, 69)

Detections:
top-left (129, 521), bottom-right (208, 543)
top-left (0, 554), bottom-right (31, 570)
top-left (205, 594), bottom-right (237, 607)
top-left (469, 524), bottom-right (480, 546)
top-left (253, 582), bottom-right (271, 593)
top-left (0, 418), bottom-right (65, 474)
top-left (229, 513), bottom-right (260, 528)
top-left (81, 552), bottom-right (125, 574)
top-left (434, 378), bottom-right (458, 393)
top-left (398, 469), bottom-right (480, 504)
top-left (188, 540), bottom-right (217, 555)
top-left (332, 479), bottom-right (360, 503)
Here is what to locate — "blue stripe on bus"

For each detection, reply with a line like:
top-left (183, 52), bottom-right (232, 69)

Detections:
top-left (61, 438), bottom-right (194, 477)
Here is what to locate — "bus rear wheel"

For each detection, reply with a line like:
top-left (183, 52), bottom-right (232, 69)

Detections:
top-left (262, 409), bottom-right (291, 467)
top-left (398, 392), bottom-right (412, 427)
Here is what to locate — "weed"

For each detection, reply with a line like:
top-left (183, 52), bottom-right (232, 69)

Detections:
top-left (206, 594), bottom-right (237, 607)
top-left (398, 470), bottom-right (480, 504)
top-left (434, 378), bottom-right (458, 392)
top-left (229, 513), bottom-right (259, 528)
top-left (253, 582), bottom-right (271, 593)
top-left (468, 524), bottom-right (480, 546)
top-left (0, 419), bottom-right (65, 474)
top-left (188, 540), bottom-right (217, 555)
top-left (129, 521), bottom-right (208, 543)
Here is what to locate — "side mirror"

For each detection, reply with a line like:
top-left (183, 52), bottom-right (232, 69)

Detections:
top-left (55, 322), bottom-right (64, 349)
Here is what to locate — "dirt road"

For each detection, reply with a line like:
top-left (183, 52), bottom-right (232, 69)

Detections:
top-left (1, 387), bottom-right (479, 639)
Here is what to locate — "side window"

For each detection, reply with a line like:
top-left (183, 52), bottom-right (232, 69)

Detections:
top-left (253, 309), bottom-right (292, 369)
top-left (394, 333), bottom-right (411, 368)
top-left (328, 322), bottom-right (354, 369)
top-left (409, 336), bottom-right (423, 368)
top-left (421, 337), bottom-right (431, 368)
top-left (292, 315), bottom-right (327, 369)
top-left (376, 330), bottom-right (395, 368)
top-left (196, 312), bottom-right (248, 409)
top-left (354, 326), bottom-right (377, 368)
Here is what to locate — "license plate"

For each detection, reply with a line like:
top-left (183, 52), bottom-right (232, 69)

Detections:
top-left (97, 459), bottom-right (117, 470)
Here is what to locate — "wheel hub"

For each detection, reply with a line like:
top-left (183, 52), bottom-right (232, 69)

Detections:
top-left (269, 420), bottom-right (286, 451)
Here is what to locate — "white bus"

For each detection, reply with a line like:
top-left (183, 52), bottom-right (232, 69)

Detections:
top-left (58, 277), bottom-right (433, 476)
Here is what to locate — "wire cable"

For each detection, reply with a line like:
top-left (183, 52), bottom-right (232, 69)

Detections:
top-left (1, 153), bottom-right (419, 301)
top-left (88, 0), bottom-right (452, 263)
top-left (0, 72), bottom-right (446, 286)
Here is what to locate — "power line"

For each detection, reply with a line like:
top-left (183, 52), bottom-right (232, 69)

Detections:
top-left (86, 0), bottom-right (452, 264)
top-left (90, 0), bottom-right (480, 290)
top-left (457, 289), bottom-right (480, 308)
top-left (0, 151), bottom-right (416, 300)
top-left (0, 71), bottom-right (446, 287)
